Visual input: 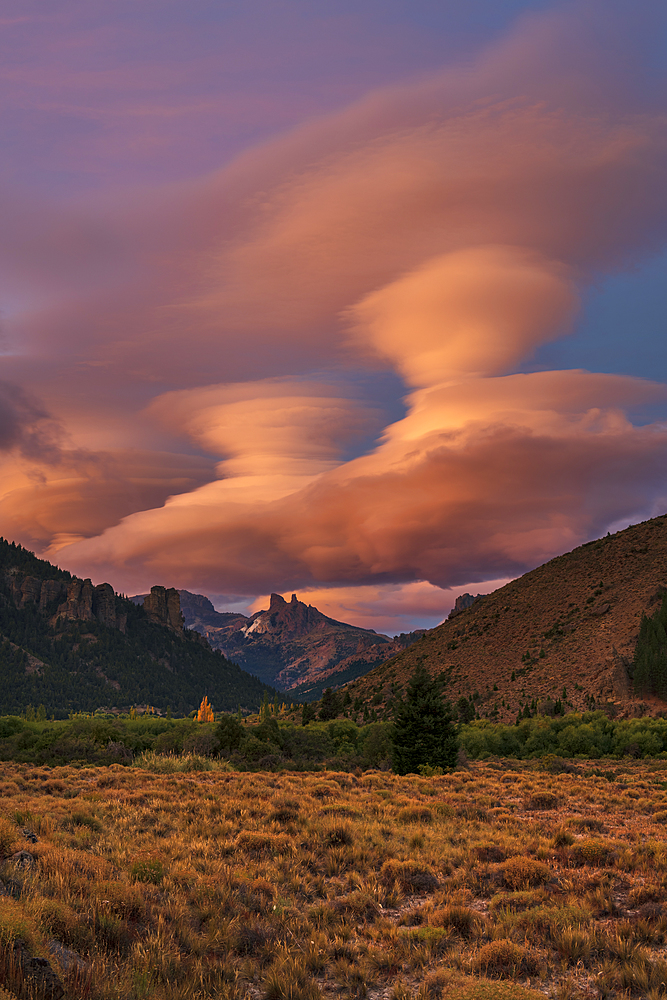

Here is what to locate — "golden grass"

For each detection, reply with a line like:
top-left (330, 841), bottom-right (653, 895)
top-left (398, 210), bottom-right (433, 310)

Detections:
top-left (0, 759), bottom-right (666, 997)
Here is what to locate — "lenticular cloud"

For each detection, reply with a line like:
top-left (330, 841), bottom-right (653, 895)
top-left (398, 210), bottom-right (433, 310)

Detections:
top-left (4, 4), bottom-right (667, 624)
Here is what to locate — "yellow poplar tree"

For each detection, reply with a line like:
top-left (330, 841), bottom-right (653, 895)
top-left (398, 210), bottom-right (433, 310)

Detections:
top-left (197, 695), bottom-right (214, 723)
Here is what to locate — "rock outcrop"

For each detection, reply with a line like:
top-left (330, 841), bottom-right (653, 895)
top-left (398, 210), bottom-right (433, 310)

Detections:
top-left (448, 593), bottom-right (482, 619)
top-left (143, 586), bottom-right (184, 632)
top-left (54, 578), bottom-right (127, 633)
top-left (6, 572), bottom-right (129, 632)
top-left (8, 574), bottom-right (67, 610)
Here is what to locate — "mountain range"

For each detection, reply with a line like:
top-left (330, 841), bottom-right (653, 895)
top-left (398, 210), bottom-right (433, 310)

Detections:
top-left (5, 512), bottom-right (667, 722)
top-left (346, 514), bottom-right (667, 723)
top-left (175, 590), bottom-right (425, 693)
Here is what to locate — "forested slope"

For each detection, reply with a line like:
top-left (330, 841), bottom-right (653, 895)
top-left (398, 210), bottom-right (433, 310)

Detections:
top-left (0, 539), bottom-right (273, 716)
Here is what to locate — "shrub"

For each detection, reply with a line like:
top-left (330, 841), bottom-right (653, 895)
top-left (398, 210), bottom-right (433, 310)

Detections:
top-left (322, 823), bottom-right (354, 847)
top-left (233, 917), bottom-right (277, 956)
top-left (551, 828), bottom-right (574, 848)
top-left (397, 805), bottom-right (433, 824)
top-left (216, 714), bottom-right (245, 752)
top-left (524, 792), bottom-right (558, 810)
top-left (448, 982), bottom-right (547, 1000)
top-left (570, 838), bottom-right (616, 867)
top-left (475, 845), bottom-right (506, 863)
top-left (381, 860), bottom-right (439, 893)
top-left (489, 891), bottom-right (544, 913)
top-left (61, 810), bottom-right (102, 832)
top-left (268, 799), bottom-right (300, 824)
top-left (332, 891), bottom-right (381, 921)
top-left (182, 731), bottom-right (219, 757)
top-left (0, 817), bottom-right (16, 857)
top-left (552, 925), bottom-right (595, 963)
top-left (429, 904), bottom-right (484, 939)
top-left (501, 857), bottom-right (552, 890)
top-left (570, 816), bottom-right (605, 832)
top-left (131, 750), bottom-right (228, 772)
top-left (235, 832), bottom-right (292, 857)
top-left (476, 939), bottom-right (541, 978)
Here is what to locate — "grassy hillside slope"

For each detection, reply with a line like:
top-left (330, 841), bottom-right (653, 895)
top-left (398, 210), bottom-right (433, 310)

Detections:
top-left (347, 515), bottom-right (667, 722)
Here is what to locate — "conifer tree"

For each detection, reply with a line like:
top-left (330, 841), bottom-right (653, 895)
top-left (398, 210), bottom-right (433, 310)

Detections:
top-left (319, 687), bottom-right (342, 721)
top-left (392, 663), bottom-right (458, 774)
top-left (633, 595), bottom-right (667, 699)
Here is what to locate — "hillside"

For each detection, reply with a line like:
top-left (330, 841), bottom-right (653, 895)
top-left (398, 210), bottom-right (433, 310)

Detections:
top-left (175, 590), bottom-right (423, 691)
top-left (346, 514), bottom-right (667, 722)
top-left (0, 539), bottom-right (273, 716)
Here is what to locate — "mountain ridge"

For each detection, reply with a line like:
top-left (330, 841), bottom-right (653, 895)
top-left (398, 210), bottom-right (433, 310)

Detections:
top-left (345, 514), bottom-right (667, 722)
top-left (174, 589), bottom-right (426, 692)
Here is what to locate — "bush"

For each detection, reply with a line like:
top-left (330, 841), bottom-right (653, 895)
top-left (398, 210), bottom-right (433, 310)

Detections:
top-left (397, 805), bottom-right (433, 824)
top-left (358, 722), bottom-right (394, 768)
top-left (570, 838), bottom-right (616, 867)
top-left (501, 857), bottom-right (552, 890)
top-left (216, 714), bottom-right (245, 752)
top-left (181, 731), bottom-right (219, 756)
top-left (381, 860), bottom-right (439, 893)
top-left (235, 832), bottom-right (292, 857)
top-left (429, 904), bottom-right (484, 939)
top-left (524, 792), bottom-right (558, 810)
top-left (476, 939), bottom-right (541, 978)
top-left (322, 823), bottom-right (354, 847)
top-left (263, 957), bottom-right (322, 1000)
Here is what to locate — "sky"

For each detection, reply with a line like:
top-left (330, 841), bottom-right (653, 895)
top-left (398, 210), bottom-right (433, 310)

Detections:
top-left (1, 0), bottom-right (667, 635)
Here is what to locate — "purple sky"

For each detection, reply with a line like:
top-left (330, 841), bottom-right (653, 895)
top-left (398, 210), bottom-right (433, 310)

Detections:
top-left (1, 1), bottom-right (667, 633)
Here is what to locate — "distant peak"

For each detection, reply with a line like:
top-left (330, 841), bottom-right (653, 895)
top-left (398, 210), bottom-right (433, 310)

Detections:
top-left (291, 594), bottom-right (297, 603)
top-left (269, 593), bottom-right (287, 609)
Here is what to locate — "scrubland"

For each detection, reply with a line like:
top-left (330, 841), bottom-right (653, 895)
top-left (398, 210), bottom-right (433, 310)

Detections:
top-left (1, 760), bottom-right (667, 999)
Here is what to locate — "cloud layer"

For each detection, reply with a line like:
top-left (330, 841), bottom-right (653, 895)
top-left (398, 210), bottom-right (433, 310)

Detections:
top-left (2, 3), bottom-right (667, 629)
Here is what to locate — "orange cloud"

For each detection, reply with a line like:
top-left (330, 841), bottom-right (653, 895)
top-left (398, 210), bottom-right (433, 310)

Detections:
top-left (55, 369), bottom-right (667, 597)
top-left (346, 247), bottom-right (577, 386)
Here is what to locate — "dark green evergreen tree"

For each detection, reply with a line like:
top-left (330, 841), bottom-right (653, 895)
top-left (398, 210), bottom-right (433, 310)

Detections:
top-left (216, 713), bottom-right (245, 752)
top-left (633, 595), bottom-right (667, 699)
top-left (456, 695), bottom-right (475, 723)
top-left (318, 688), bottom-right (342, 721)
top-left (392, 663), bottom-right (458, 774)
top-left (301, 702), bottom-right (317, 726)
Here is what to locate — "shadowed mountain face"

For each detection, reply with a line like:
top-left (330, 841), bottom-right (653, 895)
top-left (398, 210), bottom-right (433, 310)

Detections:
top-left (347, 514), bottom-right (667, 722)
top-left (0, 541), bottom-right (273, 716)
top-left (178, 590), bottom-right (423, 691)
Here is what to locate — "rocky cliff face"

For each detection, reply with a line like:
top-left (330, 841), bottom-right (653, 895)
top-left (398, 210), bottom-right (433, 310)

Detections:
top-left (56, 578), bottom-right (127, 632)
top-left (142, 586), bottom-right (184, 632)
top-left (9, 574), bottom-right (67, 611)
top-left (448, 593), bottom-right (482, 619)
top-left (7, 572), bottom-right (127, 632)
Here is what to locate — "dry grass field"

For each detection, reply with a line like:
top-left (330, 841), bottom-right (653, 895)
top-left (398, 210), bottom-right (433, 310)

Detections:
top-left (1, 759), bottom-right (667, 999)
